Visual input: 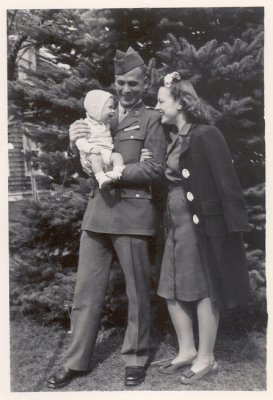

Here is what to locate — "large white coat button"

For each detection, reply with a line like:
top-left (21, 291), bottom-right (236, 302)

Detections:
top-left (182, 168), bottom-right (190, 178)
top-left (130, 135), bottom-right (135, 139)
top-left (136, 194), bottom-right (140, 198)
top-left (193, 214), bottom-right (199, 224)
top-left (187, 192), bottom-right (194, 201)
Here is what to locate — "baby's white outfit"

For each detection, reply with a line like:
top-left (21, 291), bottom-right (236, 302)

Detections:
top-left (76, 90), bottom-right (114, 172)
top-left (76, 117), bottom-right (113, 167)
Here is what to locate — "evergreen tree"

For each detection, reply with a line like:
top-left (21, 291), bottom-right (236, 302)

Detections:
top-left (8, 8), bottom-right (265, 324)
top-left (8, 8), bottom-right (264, 188)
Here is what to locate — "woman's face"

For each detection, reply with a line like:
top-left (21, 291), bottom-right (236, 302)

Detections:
top-left (155, 87), bottom-right (181, 125)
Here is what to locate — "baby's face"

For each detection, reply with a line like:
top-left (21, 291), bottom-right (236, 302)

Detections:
top-left (101, 97), bottom-right (115, 123)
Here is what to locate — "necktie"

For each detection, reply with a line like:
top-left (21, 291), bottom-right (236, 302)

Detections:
top-left (119, 106), bottom-right (127, 122)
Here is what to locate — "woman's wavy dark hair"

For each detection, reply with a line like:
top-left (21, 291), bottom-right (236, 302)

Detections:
top-left (159, 78), bottom-right (220, 124)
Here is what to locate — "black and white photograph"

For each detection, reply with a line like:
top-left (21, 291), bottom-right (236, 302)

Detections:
top-left (3, 1), bottom-right (270, 396)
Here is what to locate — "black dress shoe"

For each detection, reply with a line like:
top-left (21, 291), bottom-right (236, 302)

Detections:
top-left (125, 366), bottom-right (146, 386)
top-left (47, 367), bottom-right (81, 389)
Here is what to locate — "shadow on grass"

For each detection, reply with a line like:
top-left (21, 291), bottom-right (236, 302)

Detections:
top-left (10, 308), bottom-right (267, 392)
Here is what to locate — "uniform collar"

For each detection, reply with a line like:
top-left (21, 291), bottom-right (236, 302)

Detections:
top-left (118, 99), bottom-right (143, 114)
top-left (113, 100), bottom-right (145, 132)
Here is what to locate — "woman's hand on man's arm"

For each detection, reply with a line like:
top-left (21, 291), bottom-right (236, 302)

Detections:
top-left (140, 148), bottom-right (153, 162)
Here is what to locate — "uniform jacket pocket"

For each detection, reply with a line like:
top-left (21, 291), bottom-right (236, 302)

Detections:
top-left (120, 187), bottom-right (152, 199)
top-left (118, 129), bottom-right (145, 141)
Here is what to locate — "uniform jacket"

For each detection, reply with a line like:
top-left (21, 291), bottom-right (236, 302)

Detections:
top-left (81, 100), bottom-right (167, 236)
top-left (173, 123), bottom-right (251, 308)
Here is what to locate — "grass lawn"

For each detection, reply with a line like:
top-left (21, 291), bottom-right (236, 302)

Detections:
top-left (10, 316), bottom-right (266, 392)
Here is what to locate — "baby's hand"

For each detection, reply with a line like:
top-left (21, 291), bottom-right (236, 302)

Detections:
top-left (105, 170), bottom-right (120, 182)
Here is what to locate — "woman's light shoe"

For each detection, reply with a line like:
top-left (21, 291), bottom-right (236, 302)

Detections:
top-left (159, 355), bottom-right (196, 375)
top-left (180, 360), bottom-right (218, 384)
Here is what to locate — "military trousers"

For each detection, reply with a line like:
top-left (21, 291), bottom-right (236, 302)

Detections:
top-left (64, 230), bottom-right (151, 371)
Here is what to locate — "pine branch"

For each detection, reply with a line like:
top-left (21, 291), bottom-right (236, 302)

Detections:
top-left (247, 30), bottom-right (264, 52)
top-left (196, 39), bottom-right (218, 60)
top-left (219, 94), bottom-right (256, 116)
top-left (167, 33), bottom-right (182, 52)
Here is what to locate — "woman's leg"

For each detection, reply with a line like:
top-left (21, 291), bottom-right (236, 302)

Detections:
top-left (191, 297), bottom-right (219, 372)
top-left (167, 299), bottom-right (197, 363)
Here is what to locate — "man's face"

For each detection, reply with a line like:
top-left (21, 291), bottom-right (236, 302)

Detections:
top-left (115, 66), bottom-right (148, 109)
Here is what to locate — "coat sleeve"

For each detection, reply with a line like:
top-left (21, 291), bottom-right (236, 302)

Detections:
top-left (201, 126), bottom-right (250, 232)
top-left (119, 112), bottom-right (167, 184)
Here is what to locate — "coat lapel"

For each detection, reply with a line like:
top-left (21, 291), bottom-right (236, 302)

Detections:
top-left (179, 123), bottom-right (195, 158)
top-left (166, 123), bottom-right (193, 160)
top-left (166, 132), bottom-right (179, 158)
top-left (179, 135), bottom-right (191, 158)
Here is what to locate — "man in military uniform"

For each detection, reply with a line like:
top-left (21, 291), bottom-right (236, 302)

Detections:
top-left (47, 47), bottom-right (166, 388)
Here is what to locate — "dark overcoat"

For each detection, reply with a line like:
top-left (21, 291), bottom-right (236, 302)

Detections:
top-left (176, 123), bottom-right (251, 308)
top-left (81, 101), bottom-right (167, 236)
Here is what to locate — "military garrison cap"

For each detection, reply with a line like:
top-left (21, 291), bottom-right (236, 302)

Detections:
top-left (114, 46), bottom-right (145, 75)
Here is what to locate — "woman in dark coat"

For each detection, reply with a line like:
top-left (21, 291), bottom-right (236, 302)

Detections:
top-left (153, 72), bottom-right (251, 384)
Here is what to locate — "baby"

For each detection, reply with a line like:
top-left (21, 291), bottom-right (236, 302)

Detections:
top-left (76, 90), bottom-right (125, 188)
